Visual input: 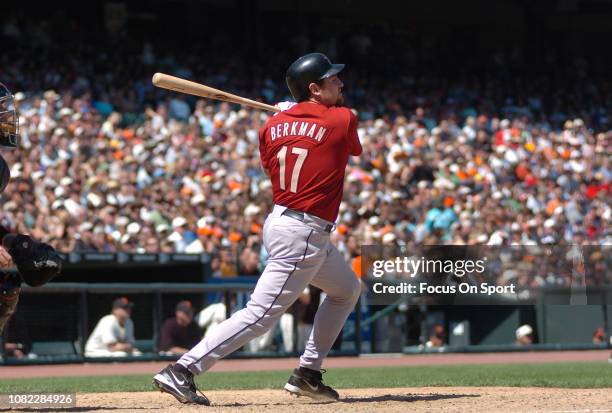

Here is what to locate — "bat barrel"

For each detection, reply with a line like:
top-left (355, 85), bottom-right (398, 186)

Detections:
top-left (152, 73), bottom-right (279, 112)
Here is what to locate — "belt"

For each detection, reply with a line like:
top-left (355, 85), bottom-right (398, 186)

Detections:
top-left (281, 208), bottom-right (334, 233)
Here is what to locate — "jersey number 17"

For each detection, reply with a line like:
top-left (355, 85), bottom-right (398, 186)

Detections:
top-left (277, 145), bottom-right (308, 193)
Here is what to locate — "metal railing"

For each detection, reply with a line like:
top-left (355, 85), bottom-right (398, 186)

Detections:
top-left (8, 282), bottom-right (362, 364)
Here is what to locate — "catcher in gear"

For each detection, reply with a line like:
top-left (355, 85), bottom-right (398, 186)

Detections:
top-left (0, 83), bottom-right (63, 334)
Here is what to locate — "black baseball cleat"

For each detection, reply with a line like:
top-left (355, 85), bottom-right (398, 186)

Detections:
top-left (284, 367), bottom-right (339, 401)
top-left (153, 364), bottom-right (210, 406)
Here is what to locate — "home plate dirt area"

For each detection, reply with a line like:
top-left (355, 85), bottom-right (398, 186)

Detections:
top-left (69, 387), bottom-right (611, 413)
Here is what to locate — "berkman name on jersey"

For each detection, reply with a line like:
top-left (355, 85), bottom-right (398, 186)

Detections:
top-left (270, 121), bottom-right (327, 142)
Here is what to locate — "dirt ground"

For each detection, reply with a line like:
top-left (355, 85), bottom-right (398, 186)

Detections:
top-left (23, 388), bottom-right (607, 413)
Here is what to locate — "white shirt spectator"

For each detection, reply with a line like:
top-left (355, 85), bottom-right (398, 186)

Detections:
top-left (85, 314), bottom-right (135, 356)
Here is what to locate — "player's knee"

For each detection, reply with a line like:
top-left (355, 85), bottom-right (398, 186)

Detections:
top-left (244, 298), bottom-right (287, 324)
top-left (349, 278), bottom-right (361, 304)
top-left (325, 277), bottom-right (361, 305)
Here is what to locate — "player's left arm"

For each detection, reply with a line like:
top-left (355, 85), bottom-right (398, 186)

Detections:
top-left (347, 110), bottom-right (362, 156)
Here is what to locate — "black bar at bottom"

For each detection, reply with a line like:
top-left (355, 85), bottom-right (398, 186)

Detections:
top-left (224, 291), bottom-right (231, 320)
top-left (355, 296), bottom-right (362, 354)
top-left (153, 292), bottom-right (163, 353)
top-left (78, 291), bottom-right (88, 356)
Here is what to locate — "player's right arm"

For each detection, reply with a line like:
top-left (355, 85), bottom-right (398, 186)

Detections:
top-left (258, 125), bottom-right (271, 178)
top-left (0, 246), bottom-right (12, 268)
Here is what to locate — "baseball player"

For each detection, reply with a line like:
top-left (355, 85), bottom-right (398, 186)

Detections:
top-left (0, 83), bottom-right (63, 335)
top-left (153, 53), bottom-right (362, 405)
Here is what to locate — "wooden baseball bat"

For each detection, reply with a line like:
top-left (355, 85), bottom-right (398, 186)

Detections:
top-left (152, 73), bottom-right (280, 112)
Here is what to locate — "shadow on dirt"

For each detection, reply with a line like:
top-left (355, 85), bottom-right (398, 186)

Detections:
top-left (217, 392), bottom-right (480, 407)
top-left (341, 393), bottom-right (480, 403)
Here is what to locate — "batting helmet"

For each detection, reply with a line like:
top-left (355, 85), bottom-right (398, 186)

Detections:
top-left (285, 53), bottom-right (345, 102)
top-left (0, 83), bottom-right (19, 148)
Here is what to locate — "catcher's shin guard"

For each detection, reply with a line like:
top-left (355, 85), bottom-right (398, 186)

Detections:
top-left (0, 272), bottom-right (21, 333)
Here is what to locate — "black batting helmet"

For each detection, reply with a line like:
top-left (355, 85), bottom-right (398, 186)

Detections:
top-left (285, 53), bottom-right (345, 102)
top-left (0, 83), bottom-right (19, 148)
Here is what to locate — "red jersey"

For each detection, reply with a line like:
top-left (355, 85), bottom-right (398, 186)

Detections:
top-left (258, 102), bottom-right (362, 222)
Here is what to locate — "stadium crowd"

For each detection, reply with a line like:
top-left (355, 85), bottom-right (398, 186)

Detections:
top-left (0, 15), bottom-right (610, 287)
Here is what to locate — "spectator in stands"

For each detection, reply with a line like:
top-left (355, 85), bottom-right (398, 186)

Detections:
top-left (85, 297), bottom-right (141, 357)
top-left (515, 324), bottom-right (534, 346)
top-left (158, 300), bottom-right (201, 355)
top-left (0, 12), bottom-right (609, 294)
top-left (196, 301), bottom-right (228, 337)
top-left (239, 247), bottom-right (261, 276)
top-left (592, 327), bottom-right (606, 344)
top-left (425, 324), bottom-right (447, 348)
top-left (212, 249), bottom-right (238, 278)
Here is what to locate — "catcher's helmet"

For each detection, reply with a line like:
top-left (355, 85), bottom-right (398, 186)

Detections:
top-left (285, 53), bottom-right (345, 102)
top-left (0, 83), bottom-right (19, 148)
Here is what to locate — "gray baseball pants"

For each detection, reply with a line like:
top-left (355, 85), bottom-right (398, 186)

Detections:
top-left (177, 204), bottom-right (361, 374)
